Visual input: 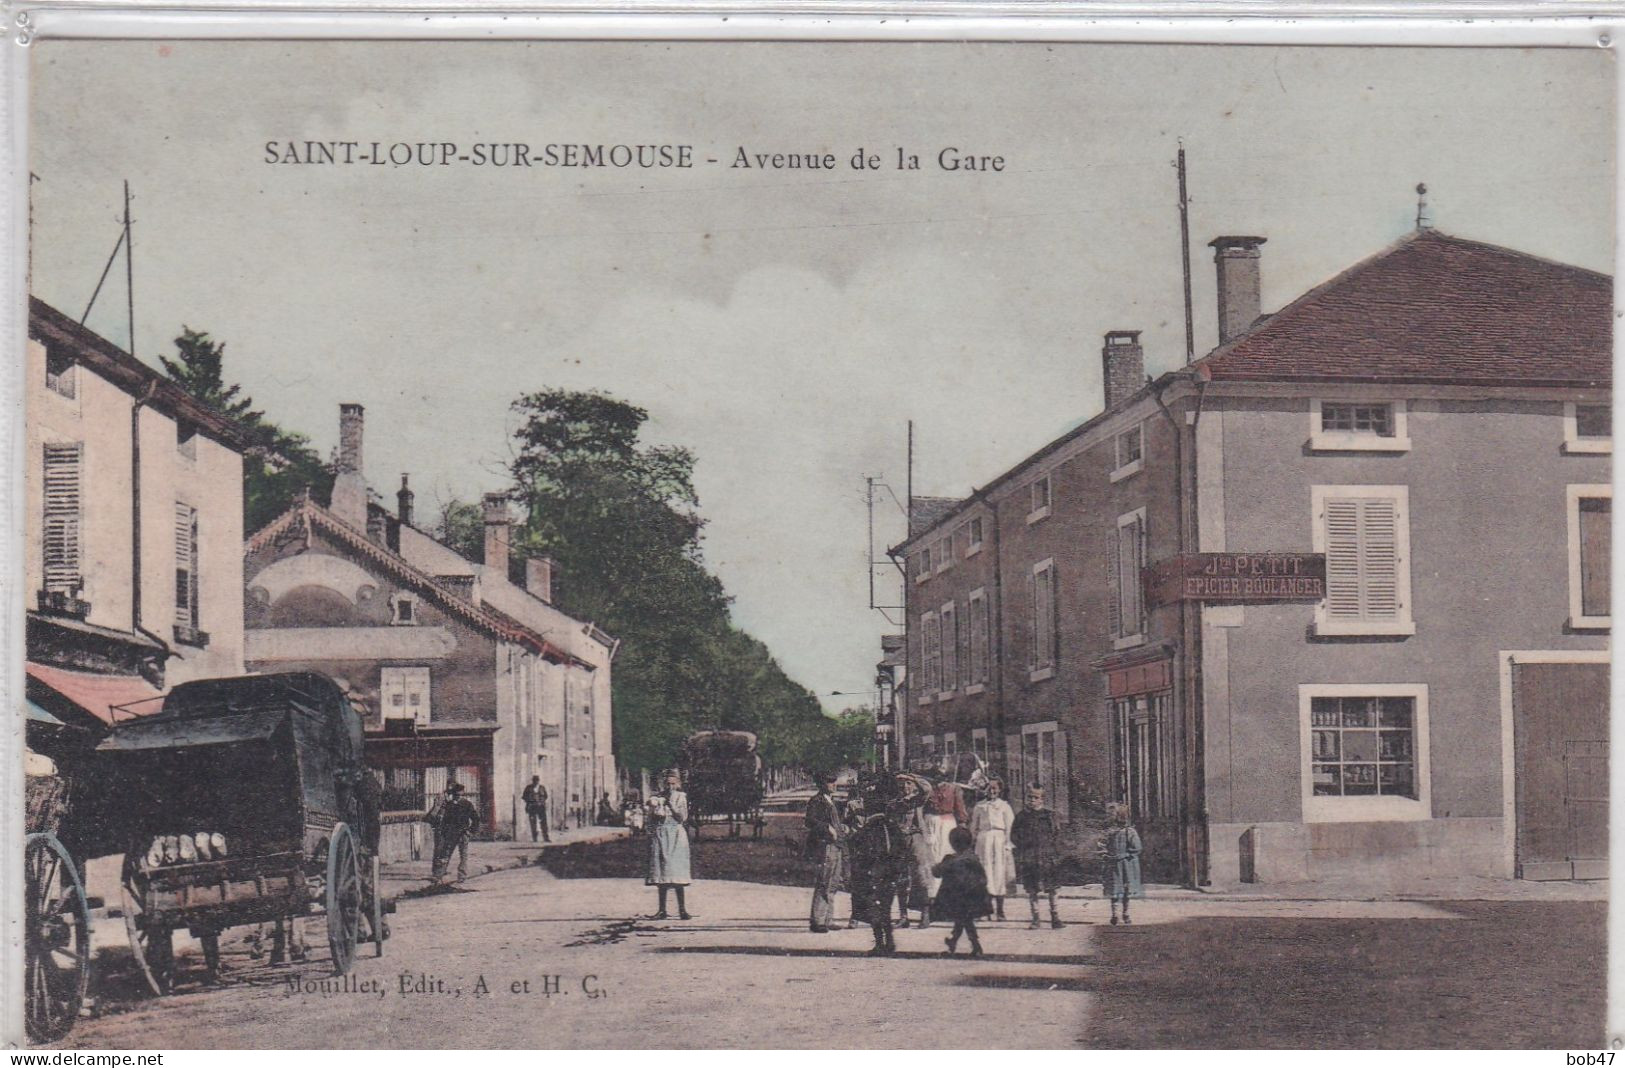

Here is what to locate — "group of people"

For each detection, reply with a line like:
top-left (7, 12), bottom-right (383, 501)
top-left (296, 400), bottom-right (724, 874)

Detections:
top-left (808, 765), bottom-right (1145, 957)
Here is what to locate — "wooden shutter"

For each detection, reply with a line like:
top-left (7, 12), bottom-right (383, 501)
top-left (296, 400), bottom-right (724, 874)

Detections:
top-left (1106, 534), bottom-right (1121, 639)
top-left (1361, 499), bottom-right (1400, 619)
top-left (42, 444), bottom-right (82, 593)
top-left (941, 604), bottom-right (957, 691)
top-left (1580, 498), bottom-right (1611, 617)
top-left (1025, 572), bottom-right (1037, 670)
top-left (174, 504), bottom-right (198, 627)
top-left (1052, 730), bottom-right (1071, 820)
top-left (957, 601), bottom-right (971, 687)
top-left (1118, 517), bottom-right (1145, 636)
top-left (1324, 495), bottom-right (1402, 622)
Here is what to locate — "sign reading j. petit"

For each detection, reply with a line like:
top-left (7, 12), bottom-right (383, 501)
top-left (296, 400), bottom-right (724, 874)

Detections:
top-left (1146, 553), bottom-right (1327, 605)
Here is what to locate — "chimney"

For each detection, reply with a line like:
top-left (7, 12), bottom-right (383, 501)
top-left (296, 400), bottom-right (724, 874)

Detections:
top-left (482, 493), bottom-right (511, 575)
top-left (1209, 236), bottom-right (1267, 345)
top-left (397, 474), bottom-right (415, 528)
top-left (1101, 331), bottom-right (1144, 411)
top-left (525, 556), bottom-right (555, 604)
top-left (329, 403), bottom-right (368, 529)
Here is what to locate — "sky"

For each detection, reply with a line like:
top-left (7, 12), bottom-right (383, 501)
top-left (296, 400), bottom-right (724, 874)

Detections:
top-left (28, 40), bottom-right (1615, 710)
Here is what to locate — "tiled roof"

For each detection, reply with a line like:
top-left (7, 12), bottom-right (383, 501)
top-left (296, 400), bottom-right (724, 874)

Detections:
top-left (1194, 229), bottom-right (1612, 387)
top-left (909, 496), bottom-right (964, 536)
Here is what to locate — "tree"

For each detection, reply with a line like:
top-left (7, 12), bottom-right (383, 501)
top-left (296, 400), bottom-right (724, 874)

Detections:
top-left (157, 326), bottom-right (333, 530)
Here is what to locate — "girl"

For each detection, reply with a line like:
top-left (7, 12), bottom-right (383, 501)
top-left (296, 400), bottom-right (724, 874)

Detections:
top-left (1100, 802), bottom-right (1143, 925)
top-left (969, 778), bottom-right (1015, 920)
top-left (646, 769), bottom-right (693, 920)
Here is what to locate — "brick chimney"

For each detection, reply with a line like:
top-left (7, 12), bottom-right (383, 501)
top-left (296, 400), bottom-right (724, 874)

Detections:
top-left (329, 403), bottom-right (368, 529)
top-left (1210, 236), bottom-right (1266, 345)
top-left (397, 474), bottom-right (415, 527)
top-left (525, 557), bottom-right (555, 604)
top-left (483, 493), bottom-right (511, 574)
top-left (1101, 330), bottom-right (1144, 411)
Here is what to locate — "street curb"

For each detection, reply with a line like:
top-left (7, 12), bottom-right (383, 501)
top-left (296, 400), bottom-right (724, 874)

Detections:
top-left (379, 829), bottom-right (631, 889)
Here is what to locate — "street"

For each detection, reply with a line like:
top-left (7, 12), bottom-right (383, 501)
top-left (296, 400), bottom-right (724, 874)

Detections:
top-left (52, 811), bottom-right (1605, 1049)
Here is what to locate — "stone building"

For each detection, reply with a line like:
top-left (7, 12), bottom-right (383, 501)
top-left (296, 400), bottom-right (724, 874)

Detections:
top-left (897, 227), bottom-right (1610, 886)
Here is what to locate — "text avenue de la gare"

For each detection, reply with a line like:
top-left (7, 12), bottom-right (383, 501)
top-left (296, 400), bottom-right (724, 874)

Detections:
top-left (263, 141), bottom-right (1007, 172)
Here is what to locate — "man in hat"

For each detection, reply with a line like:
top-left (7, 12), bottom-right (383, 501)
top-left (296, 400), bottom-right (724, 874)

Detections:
top-left (428, 781), bottom-right (480, 883)
top-left (803, 770), bottom-right (845, 932)
top-left (522, 775), bottom-right (551, 843)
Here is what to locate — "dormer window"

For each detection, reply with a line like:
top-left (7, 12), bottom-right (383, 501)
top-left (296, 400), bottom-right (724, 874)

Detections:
top-left (390, 593), bottom-right (419, 625)
top-left (966, 517), bottom-right (984, 556)
top-left (1112, 424), bottom-right (1144, 482)
top-left (1310, 400), bottom-right (1410, 453)
top-left (1027, 475), bottom-right (1052, 524)
top-left (176, 420), bottom-right (198, 461)
top-left (44, 345), bottom-right (77, 400)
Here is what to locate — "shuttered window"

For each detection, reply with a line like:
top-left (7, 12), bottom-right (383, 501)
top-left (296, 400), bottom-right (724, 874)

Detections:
top-left (381, 666), bottom-right (432, 725)
top-left (1568, 485), bottom-right (1612, 627)
top-left (968, 591), bottom-right (989, 685)
top-left (174, 504), bottom-right (199, 628)
top-left (940, 602), bottom-right (957, 695)
top-left (42, 444), bottom-right (83, 594)
top-left (1313, 486), bottom-right (1413, 635)
top-left (922, 612), bottom-right (941, 696)
top-left (1114, 510), bottom-right (1147, 641)
top-left (1030, 560), bottom-right (1056, 675)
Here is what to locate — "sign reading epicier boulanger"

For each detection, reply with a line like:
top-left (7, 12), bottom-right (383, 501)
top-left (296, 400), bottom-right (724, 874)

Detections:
top-left (1145, 553), bottom-right (1327, 605)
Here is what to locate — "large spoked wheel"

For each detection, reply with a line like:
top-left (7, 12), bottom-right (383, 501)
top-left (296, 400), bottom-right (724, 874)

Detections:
top-left (326, 823), bottom-right (362, 976)
top-left (120, 853), bottom-right (174, 996)
top-left (24, 833), bottom-right (91, 1043)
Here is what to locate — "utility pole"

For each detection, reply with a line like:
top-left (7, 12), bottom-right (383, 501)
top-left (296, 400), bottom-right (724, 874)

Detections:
top-left (1177, 144), bottom-right (1195, 363)
top-left (866, 476), bottom-right (876, 610)
top-left (123, 180), bottom-right (135, 356)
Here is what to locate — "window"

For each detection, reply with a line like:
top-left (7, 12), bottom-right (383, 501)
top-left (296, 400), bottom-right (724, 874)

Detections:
top-left (1029, 559), bottom-right (1057, 680)
top-left (940, 601), bottom-right (958, 696)
top-left (1568, 484), bottom-right (1611, 629)
top-left (44, 345), bottom-right (76, 400)
top-left (912, 549), bottom-right (930, 584)
top-left (173, 503), bottom-right (204, 644)
top-left (921, 611), bottom-right (942, 701)
top-left (966, 517), bottom-right (984, 556)
top-left (920, 735), bottom-right (937, 757)
top-left (935, 536), bottom-right (953, 574)
top-left (1300, 684), bottom-right (1430, 822)
top-left (176, 420), bottom-right (198, 461)
top-left (1010, 722), bottom-right (1069, 819)
top-left (390, 593), bottom-right (418, 625)
top-left (1110, 509), bottom-right (1148, 646)
top-left (967, 589), bottom-right (990, 690)
top-left (41, 443), bottom-right (83, 596)
top-left (1564, 402), bottom-right (1612, 455)
top-left (1309, 399), bottom-right (1410, 452)
top-left (1312, 485), bottom-right (1414, 636)
top-left (971, 728), bottom-right (988, 763)
top-left (1027, 475), bottom-right (1052, 524)
top-left (381, 666), bottom-right (432, 725)
top-left (943, 732), bottom-right (958, 759)
top-left (1111, 424), bottom-right (1144, 482)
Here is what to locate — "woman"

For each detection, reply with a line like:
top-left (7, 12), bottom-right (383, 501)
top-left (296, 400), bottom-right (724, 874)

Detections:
top-left (970, 777), bottom-right (1015, 920)
top-left (646, 769), bottom-right (693, 919)
top-left (896, 773), bottom-right (937, 928)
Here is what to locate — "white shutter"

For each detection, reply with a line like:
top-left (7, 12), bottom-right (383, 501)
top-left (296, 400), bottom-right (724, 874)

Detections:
top-left (1361, 499), bottom-right (1400, 620)
top-left (1323, 498), bottom-right (1364, 619)
top-left (42, 444), bottom-right (82, 593)
top-left (174, 504), bottom-right (198, 627)
top-left (1324, 496), bottom-right (1401, 621)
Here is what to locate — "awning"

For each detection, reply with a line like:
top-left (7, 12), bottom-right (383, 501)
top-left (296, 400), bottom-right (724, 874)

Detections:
top-left (25, 662), bottom-right (166, 725)
top-left (97, 711), bottom-right (283, 752)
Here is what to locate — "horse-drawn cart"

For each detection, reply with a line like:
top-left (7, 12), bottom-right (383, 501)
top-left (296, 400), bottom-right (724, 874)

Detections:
top-left (680, 730), bottom-right (766, 838)
top-left (21, 671), bottom-right (390, 1040)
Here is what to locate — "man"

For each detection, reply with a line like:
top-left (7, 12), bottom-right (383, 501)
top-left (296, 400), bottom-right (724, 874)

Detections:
top-left (522, 776), bottom-right (551, 843)
top-left (429, 781), bottom-right (480, 883)
top-left (803, 771), bottom-right (844, 933)
top-left (847, 776), bottom-right (912, 956)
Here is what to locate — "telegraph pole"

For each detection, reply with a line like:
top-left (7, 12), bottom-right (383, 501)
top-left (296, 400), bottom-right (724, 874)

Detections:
top-left (1177, 144), bottom-right (1195, 363)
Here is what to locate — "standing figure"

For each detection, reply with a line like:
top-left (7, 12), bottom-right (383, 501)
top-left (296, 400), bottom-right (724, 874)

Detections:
top-left (804, 771), bottom-right (845, 933)
top-left (428, 781), bottom-right (480, 884)
top-left (646, 769), bottom-right (693, 919)
top-left (1100, 802), bottom-right (1144, 925)
top-left (597, 791), bottom-right (617, 825)
top-left (970, 778), bottom-right (1016, 920)
top-left (1010, 784), bottom-right (1064, 929)
top-left (931, 826), bottom-right (991, 958)
top-left (923, 771), bottom-right (970, 893)
top-left (522, 776), bottom-right (551, 843)
top-left (897, 775), bottom-right (937, 928)
top-left (846, 788), bottom-right (909, 955)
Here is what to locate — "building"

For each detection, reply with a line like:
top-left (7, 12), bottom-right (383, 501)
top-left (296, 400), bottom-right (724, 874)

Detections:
top-left (896, 227), bottom-right (1610, 885)
top-left (25, 296), bottom-right (251, 740)
top-left (243, 404), bottom-right (613, 839)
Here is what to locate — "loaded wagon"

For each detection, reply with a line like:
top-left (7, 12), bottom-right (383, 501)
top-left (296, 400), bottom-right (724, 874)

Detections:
top-left (22, 671), bottom-right (391, 1041)
top-left (679, 730), bottom-right (765, 838)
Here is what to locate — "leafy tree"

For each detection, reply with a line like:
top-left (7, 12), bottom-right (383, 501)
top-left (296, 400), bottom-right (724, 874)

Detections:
top-left (157, 326), bottom-right (333, 530)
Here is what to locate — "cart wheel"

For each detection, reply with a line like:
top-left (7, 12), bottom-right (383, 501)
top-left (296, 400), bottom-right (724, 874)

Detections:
top-left (120, 853), bottom-right (174, 996)
top-left (24, 833), bottom-right (90, 1043)
top-left (326, 824), bottom-right (362, 976)
top-left (369, 855), bottom-right (385, 959)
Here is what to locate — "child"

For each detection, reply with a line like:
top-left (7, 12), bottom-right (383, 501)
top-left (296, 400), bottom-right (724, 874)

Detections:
top-left (1100, 802), bottom-right (1144, 925)
top-left (931, 825), bottom-right (991, 957)
top-left (1010, 784), bottom-right (1064, 929)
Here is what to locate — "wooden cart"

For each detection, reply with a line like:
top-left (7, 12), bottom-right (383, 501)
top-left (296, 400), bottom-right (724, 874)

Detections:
top-left (680, 730), bottom-right (766, 839)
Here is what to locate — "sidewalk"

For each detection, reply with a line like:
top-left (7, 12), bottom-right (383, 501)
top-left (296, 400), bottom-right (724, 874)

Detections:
top-left (1052, 875), bottom-right (1607, 903)
top-left (378, 824), bottom-right (629, 896)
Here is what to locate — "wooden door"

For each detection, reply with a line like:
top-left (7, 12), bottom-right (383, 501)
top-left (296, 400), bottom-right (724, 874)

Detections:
top-left (1513, 660), bottom-right (1609, 880)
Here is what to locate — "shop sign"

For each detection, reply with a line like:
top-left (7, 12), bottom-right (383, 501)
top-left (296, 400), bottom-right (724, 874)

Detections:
top-left (1146, 553), bottom-right (1326, 605)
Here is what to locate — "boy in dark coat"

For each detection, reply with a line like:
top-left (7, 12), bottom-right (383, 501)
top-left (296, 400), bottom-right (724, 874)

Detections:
top-left (931, 825), bottom-right (991, 957)
top-left (1010, 784), bottom-right (1064, 929)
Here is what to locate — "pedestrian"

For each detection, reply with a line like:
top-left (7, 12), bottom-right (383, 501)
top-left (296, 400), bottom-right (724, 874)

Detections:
top-left (931, 826), bottom-right (991, 958)
top-left (804, 771), bottom-right (844, 933)
top-left (895, 774), bottom-right (936, 928)
top-left (522, 776), bottom-right (551, 843)
top-left (1100, 802), bottom-right (1144, 926)
top-left (597, 791), bottom-right (616, 826)
top-left (646, 769), bottom-right (693, 920)
top-left (923, 766), bottom-right (970, 881)
top-left (970, 777), bottom-right (1016, 920)
top-left (1010, 784), bottom-right (1064, 929)
top-left (428, 781), bottom-right (479, 884)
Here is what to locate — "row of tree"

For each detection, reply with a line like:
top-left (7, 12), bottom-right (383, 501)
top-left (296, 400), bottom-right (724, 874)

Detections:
top-left (160, 331), bottom-right (873, 775)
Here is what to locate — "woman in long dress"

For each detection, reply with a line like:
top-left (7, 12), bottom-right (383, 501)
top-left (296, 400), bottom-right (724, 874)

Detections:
top-left (970, 778), bottom-right (1015, 920)
top-left (646, 769), bottom-right (693, 919)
